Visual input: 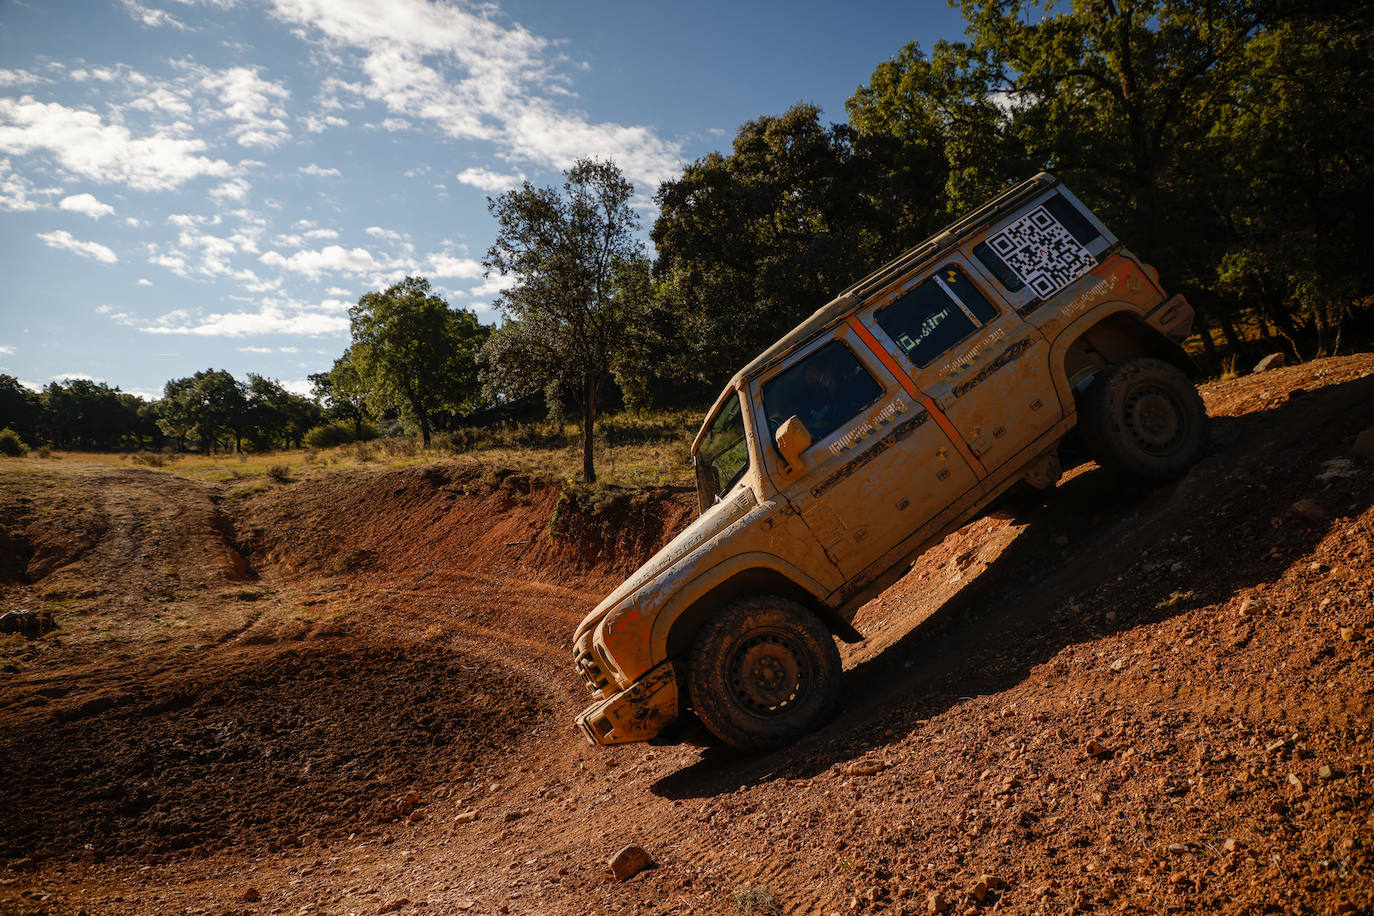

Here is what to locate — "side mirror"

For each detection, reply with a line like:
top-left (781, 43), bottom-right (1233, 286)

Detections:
top-left (776, 415), bottom-right (813, 466)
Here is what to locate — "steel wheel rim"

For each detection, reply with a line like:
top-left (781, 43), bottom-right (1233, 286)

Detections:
top-left (1123, 384), bottom-right (1185, 455)
top-left (726, 630), bottom-right (808, 716)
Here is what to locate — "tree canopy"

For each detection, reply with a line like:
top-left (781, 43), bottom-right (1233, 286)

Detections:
top-left (482, 158), bottom-right (646, 482)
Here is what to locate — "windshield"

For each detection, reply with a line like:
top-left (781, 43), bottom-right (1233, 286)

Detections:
top-left (694, 391), bottom-right (750, 510)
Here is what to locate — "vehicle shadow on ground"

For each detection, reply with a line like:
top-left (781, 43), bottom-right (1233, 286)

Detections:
top-left (652, 371), bottom-right (1374, 800)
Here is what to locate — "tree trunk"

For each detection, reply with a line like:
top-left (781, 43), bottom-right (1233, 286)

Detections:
top-left (418, 411), bottom-right (432, 447)
top-left (582, 374), bottom-right (597, 484)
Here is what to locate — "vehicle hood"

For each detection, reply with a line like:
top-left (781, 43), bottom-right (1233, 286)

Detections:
top-left (573, 487), bottom-right (757, 644)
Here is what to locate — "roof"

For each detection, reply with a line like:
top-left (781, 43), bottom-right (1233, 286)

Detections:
top-left (727, 171), bottom-right (1059, 389)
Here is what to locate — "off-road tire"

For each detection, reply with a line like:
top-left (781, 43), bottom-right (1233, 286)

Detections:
top-left (1080, 357), bottom-right (1207, 481)
top-left (687, 596), bottom-right (842, 753)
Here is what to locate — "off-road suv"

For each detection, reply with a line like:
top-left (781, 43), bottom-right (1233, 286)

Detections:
top-left (572, 173), bottom-right (1205, 751)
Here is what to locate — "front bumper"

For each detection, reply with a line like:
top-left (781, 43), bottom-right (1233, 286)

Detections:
top-left (574, 661), bottom-right (681, 746)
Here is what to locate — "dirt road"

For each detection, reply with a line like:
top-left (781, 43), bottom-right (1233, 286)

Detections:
top-left (2, 355), bottom-right (1371, 915)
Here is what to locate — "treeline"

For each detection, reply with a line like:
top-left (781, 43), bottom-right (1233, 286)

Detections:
top-left (3, 1), bottom-right (1370, 478)
top-left (0, 371), bottom-right (325, 454)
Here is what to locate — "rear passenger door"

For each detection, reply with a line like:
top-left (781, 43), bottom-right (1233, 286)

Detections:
top-left (854, 255), bottom-right (1063, 475)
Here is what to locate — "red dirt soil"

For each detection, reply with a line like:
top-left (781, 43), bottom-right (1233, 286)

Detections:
top-left (1, 354), bottom-right (1372, 916)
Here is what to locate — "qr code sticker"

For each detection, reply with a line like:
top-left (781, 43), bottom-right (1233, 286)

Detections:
top-left (987, 207), bottom-right (1097, 298)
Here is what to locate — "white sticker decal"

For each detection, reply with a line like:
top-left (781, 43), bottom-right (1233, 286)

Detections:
top-left (987, 206), bottom-right (1098, 298)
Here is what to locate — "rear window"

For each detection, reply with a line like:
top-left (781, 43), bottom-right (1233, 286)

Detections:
top-left (875, 264), bottom-right (995, 368)
top-left (974, 194), bottom-right (1101, 299)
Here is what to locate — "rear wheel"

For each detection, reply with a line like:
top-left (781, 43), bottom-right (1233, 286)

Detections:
top-left (688, 596), bottom-right (842, 752)
top-left (1080, 358), bottom-right (1207, 481)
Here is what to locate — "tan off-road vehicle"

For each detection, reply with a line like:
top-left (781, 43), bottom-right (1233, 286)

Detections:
top-left (573, 173), bottom-right (1205, 751)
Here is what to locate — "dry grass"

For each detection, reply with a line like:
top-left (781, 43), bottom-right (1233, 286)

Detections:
top-left (0, 409), bottom-right (701, 490)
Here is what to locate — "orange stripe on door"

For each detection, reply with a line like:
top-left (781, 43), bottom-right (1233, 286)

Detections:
top-left (846, 315), bottom-right (988, 478)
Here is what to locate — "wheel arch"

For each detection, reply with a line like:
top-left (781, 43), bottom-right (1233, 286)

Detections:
top-left (1051, 307), bottom-right (1198, 412)
top-left (655, 556), bottom-right (849, 667)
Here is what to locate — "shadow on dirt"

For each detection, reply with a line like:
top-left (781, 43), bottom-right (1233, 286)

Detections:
top-left (653, 372), bottom-right (1374, 800)
top-left (0, 641), bottom-right (548, 862)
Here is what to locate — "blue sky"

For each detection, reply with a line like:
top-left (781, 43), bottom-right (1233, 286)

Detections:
top-left (0, 0), bottom-right (969, 400)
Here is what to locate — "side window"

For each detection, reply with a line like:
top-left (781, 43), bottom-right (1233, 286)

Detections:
top-left (875, 264), bottom-right (997, 369)
top-left (974, 192), bottom-right (1102, 297)
top-left (762, 340), bottom-right (882, 446)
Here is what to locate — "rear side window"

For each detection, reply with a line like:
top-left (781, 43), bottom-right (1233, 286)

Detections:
top-left (875, 264), bottom-right (996, 368)
top-left (975, 192), bottom-right (1102, 296)
top-left (763, 340), bottom-right (882, 445)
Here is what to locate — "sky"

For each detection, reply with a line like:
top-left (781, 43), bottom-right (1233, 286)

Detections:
top-left (0, 0), bottom-right (970, 400)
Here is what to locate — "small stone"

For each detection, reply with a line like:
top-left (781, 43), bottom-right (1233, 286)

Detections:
top-left (1352, 427), bottom-right (1374, 459)
top-left (1085, 739), bottom-right (1106, 758)
top-left (242, 888), bottom-right (261, 903)
top-left (1238, 597), bottom-right (1259, 617)
top-left (1252, 352), bottom-right (1285, 373)
top-left (980, 874), bottom-right (1004, 890)
top-left (1318, 765), bottom-right (1335, 780)
top-left (378, 900), bottom-right (410, 914)
top-left (502, 809), bottom-right (524, 823)
top-left (848, 759), bottom-right (887, 777)
top-left (1109, 659), bottom-right (1125, 672)
top-left (1290, 500), bottom-right (1327, 526)
top-left (1167, 843), bottom-right (1190, 855)
top-left (608, 844), bottom-right (654, 881)
top-left (1223, 838), bottom-right (1241, 853)
top-left (1288, 773), bottom-right (1305, 792)
top-left (455, 809), bottom-right (478, 824)
top-left (927, 891), bottom-right (949, 913)
top-left (1091, 791), bottom-right (1105, 806)
top-left (1340, 627), bottom-right (1361, 643)
top-left (1168, 871), bottom-right (1191, 886)
top-left (971, 881), bottom-right (988, 903)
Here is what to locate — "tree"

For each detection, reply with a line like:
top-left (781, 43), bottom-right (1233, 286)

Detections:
top-left (0, 375), bottom-right (43, 445)
top-left (158, 370), bottom-right (246, 453)
top-left (309, 348), bottom-right (371, 438)
top-left (348, 276), bottom-right (489, 446)
top-left (482, 158), bottom-right (645, 483)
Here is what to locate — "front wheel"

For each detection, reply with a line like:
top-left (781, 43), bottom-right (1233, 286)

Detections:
top-left (1080, 357), bottom-right (1208, 481)
top-left (688, 596), bottom-right (842, 752)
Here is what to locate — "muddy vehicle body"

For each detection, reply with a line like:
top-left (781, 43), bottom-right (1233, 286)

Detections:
top-left (573, 173), bottom-right (1205, 751)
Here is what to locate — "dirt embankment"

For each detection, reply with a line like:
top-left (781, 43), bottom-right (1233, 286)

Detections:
top-left (0, 355), bottom-right (1371, 916)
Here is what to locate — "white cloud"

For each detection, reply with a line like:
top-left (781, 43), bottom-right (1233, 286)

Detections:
top-left (302, 113), bottom-right (348, 133)
top-left (304, 227), bottom-right (338, 240)
top-left (52, 371), bottom-right (103, 383)
top-left (456, 166), bottom-right (524, 193)
top-left (0, 157), bottom-right (61, 212)
top-left (0, 345), bottom-right (14, 355)
top-left (0, 96), bottom-right (233, 191)
top-left (266, 0), bottom-right (683, 190)
top-left (196, 66), bottom-right (292, 148)
top-left (137, 278), bottom-right (153, 286)
top-left (120, 0), bottom-right (188, 30)
top-left (427, 252), bottom-right (483, 280)
top-left (142, 300), bottom-right (350, 337)
top-left (259, 244), bottom-right (378, 280)
top-left (36, 229), bottom-right (118, 263)
top-left (0, 69), bottom-right (44, 87)
top-left (365, 225), bottom-right (402, 240)
top-left (300, 163), bottom-right (342, 178)
top-left (209, 177), bottom-right (251, 201)
top-left (238, 345), bottom-right (273, 353)
top-left (127, 86), bottom-right (193, 117)
top-left (59, 192), bottom-right (115, 219)
top-left (281, 378), bottom-right (313, 396)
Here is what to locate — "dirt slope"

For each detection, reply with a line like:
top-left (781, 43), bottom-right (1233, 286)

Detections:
top-left (1, 355), bottom-right (1371, 916)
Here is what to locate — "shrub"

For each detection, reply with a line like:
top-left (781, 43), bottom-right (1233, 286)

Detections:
top-left (0, 428), bottom-right (29, 458)
top-left (303, 421), bottom-right (380, 448)
top-left (131, 451), bottom-right (166, 467)
top-left (266, 464), bottom-right (291, 483)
